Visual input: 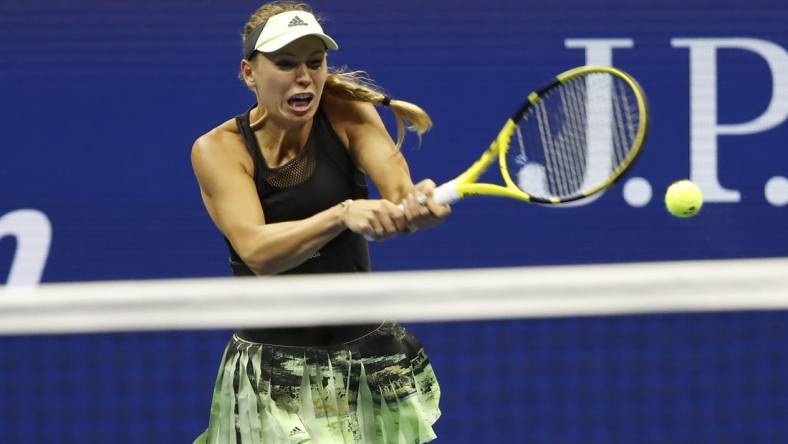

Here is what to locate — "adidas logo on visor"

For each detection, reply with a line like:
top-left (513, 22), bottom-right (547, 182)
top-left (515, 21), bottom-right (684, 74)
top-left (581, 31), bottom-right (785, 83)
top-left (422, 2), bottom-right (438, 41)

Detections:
top-left (288, 16), bottom-right (308, 27)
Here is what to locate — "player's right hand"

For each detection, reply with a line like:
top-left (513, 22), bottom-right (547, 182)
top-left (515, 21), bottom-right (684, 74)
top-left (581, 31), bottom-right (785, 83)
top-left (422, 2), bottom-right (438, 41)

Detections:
top-left (342, 199), bottom-right (407, 241)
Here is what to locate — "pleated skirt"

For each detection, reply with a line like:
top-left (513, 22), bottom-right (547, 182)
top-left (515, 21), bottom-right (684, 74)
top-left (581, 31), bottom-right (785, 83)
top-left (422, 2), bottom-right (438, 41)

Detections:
top-left (193, 322), bottom-right (441, 444)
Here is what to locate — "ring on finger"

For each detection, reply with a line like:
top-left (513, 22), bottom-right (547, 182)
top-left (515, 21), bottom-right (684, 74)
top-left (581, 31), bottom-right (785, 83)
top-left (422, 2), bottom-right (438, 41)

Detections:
top-left (415, 191), bottom-right (428, 206)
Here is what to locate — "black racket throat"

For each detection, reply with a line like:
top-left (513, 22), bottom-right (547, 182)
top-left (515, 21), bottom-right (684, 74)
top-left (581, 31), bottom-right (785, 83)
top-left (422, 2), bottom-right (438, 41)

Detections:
top-left (512, 79), bottom-right (561, 121)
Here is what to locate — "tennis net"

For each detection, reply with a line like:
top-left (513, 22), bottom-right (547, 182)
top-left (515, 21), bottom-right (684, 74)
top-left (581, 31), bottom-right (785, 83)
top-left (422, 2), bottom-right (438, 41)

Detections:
top-left (2, 257), bottom-right (788, 443)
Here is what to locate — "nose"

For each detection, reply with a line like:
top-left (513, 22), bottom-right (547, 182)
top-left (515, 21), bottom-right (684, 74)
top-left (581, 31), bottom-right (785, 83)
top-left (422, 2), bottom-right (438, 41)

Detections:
top-left (295, 63), bottom-right (311, 86)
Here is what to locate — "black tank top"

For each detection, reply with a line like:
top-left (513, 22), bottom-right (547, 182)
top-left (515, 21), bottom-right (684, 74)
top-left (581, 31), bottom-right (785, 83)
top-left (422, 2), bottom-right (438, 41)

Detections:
top-left (229, 104), bottom-right (378, 346)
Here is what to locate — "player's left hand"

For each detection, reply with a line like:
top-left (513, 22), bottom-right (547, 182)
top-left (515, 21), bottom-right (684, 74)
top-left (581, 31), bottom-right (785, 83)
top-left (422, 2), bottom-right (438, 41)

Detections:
top-left (401, 179), bottom-right (451, 233)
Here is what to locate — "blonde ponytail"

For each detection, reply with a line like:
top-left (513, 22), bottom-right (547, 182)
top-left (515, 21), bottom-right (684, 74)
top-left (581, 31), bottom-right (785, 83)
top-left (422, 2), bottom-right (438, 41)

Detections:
top-left (324, 68), bottom-right (432, 150)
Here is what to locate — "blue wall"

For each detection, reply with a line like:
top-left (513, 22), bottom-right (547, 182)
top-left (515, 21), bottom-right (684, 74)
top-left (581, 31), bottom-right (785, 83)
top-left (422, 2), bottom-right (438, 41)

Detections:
top-left (1, 1), bottom-right (787, 442)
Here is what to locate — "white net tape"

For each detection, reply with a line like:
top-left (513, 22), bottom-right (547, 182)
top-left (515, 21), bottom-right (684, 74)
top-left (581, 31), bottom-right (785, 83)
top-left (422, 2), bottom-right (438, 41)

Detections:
top-left (2, 257), bottom-right (787, 335)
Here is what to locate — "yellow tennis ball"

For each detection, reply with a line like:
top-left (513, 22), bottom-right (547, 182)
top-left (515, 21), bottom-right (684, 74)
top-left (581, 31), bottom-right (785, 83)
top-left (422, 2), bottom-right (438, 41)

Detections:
top-left (665, 180), bottom-right (703, 218)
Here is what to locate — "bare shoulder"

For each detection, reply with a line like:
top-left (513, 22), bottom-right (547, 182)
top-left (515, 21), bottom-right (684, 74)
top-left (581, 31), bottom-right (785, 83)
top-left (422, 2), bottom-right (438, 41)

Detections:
top-left (191, 118), bottom-right (242, 159)
top-left (191, 118), bottom-right (253, 178)
top-left (322, 94), bottom-right (379, 123)
top-left (322, 95), bottom-right (385, 147)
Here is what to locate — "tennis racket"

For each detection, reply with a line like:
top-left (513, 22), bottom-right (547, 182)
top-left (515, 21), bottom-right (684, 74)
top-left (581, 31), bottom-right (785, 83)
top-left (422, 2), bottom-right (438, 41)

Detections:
top-left (432, 65), bottom-right (649, 205)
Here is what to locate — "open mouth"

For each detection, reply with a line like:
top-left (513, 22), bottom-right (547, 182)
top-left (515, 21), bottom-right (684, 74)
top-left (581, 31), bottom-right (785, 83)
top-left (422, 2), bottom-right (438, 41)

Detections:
top-left (287, 92), bottom-right (314, 112)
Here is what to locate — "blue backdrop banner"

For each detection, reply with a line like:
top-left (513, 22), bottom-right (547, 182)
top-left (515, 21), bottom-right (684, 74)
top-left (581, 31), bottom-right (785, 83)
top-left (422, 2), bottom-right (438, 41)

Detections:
top-left (1, 1), bottom-right (786, 442)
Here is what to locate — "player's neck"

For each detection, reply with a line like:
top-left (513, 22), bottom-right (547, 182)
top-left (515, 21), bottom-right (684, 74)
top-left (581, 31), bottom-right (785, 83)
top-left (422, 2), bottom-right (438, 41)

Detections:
top-left (253, 115), bottom-right (312, 167)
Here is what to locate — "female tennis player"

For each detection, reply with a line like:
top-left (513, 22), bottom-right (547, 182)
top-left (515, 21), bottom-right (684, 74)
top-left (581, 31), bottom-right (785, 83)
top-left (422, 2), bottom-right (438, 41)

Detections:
top-left (191, 2), bottom-right (448, 442)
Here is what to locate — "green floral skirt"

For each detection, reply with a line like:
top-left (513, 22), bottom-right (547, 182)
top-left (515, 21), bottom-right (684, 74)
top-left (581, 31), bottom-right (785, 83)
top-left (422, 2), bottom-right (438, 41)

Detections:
top-left (194, 322), bottom-right (441, 443)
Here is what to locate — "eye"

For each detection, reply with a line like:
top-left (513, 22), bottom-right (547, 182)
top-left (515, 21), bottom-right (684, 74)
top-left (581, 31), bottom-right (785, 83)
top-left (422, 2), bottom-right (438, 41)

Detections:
top-left (275, 59), bottom-right (297, 70)
top-left (308, 59), bottom-right (324, 69)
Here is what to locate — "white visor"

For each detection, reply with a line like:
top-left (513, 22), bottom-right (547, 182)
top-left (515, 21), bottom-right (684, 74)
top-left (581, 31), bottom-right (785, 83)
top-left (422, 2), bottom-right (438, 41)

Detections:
top-left (245, 11), bottom-right (338, 57)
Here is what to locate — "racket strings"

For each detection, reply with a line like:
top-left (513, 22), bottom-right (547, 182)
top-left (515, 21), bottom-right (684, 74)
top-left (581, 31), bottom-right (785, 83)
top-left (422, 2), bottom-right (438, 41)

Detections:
top-left (533, 96), bottom-right (565, 195)
top-left (559, 81), bottom-right (588, 193)
top-left (511, 72), bottom-right (642, 200)
top-left (541, 92), bottom-right (573, 196)
top-left (614, 80), bottom-right (638, 167)
top-left (556, 85), bottom-right (586, 196)
top-left (518, 80), bottom-right (589, 198)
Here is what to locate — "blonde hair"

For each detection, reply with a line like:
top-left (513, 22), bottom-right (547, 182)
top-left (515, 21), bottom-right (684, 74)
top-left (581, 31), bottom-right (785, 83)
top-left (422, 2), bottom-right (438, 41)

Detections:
top-left (241, 1), bottom-right (432, 149)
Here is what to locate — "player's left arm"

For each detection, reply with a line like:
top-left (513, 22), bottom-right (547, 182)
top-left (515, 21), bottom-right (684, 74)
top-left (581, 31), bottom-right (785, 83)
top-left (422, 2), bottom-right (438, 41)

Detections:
top-left (324, 96), bottom-right (449, 231)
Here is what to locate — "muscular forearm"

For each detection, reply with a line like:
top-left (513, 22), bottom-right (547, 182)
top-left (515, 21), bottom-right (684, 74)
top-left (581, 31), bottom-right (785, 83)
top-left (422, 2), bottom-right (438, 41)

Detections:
top-left (237, 202), bottom-right (348, 275)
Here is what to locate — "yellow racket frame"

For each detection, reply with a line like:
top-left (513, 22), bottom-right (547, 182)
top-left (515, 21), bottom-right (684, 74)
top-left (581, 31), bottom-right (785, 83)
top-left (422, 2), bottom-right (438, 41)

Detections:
top-left (443, 65), bottom-right (649, 205)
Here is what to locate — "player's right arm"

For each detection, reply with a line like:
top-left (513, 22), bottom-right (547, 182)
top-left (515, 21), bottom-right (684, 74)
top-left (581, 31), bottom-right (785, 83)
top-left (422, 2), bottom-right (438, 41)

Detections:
top-left (191, 128), bottom-right (403, 275)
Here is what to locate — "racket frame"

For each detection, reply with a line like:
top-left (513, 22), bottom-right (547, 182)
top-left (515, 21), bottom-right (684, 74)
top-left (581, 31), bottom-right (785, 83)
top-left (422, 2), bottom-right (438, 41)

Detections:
top-left (433, 65), bottom-right (649, 205)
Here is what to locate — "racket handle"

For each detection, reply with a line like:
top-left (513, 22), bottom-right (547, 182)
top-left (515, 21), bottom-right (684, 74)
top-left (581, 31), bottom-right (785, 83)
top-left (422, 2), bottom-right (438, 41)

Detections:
top-left (432, 180), bottom-right (460, 205)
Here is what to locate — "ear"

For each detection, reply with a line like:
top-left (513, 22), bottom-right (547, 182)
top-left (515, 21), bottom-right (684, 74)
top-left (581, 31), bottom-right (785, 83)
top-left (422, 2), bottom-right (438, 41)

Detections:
top-left (240, 59), bottom-right (255, 88)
